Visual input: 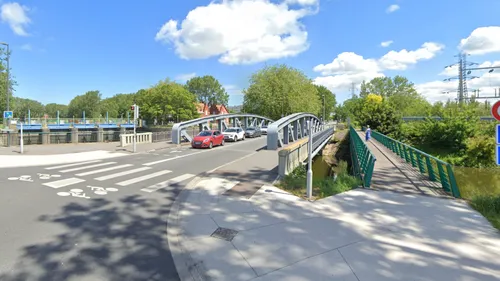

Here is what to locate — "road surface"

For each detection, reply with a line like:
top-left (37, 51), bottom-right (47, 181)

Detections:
top-left (0, 137), bottom-right (268, 281)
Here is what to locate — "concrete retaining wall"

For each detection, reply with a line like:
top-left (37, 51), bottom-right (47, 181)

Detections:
top-left (278, 137), bottom-right (310, 177)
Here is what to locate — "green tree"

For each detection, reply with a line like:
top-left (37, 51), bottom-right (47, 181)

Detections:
top-left (13, 97), bottom-right (45, 118)
top-left (360, 76), bottom-right (431, 116)
top-left (357, 95), bottom-right (401, 136)
top-left (100, 93), bottom-right (136, 118)
top-left (242, 64), bottom-right (321, 120)
top-left (67, 90), bottom-right (102, 119)
top-left (136, 79), bottom-right (197, 123)
top-left (186, 75), bottom-right (229, 106)
top-left (0, 46), bottom-right (18, 121)
top-left (44, 103), bottom-right (69, 118)
top-left (315, 85), bottom-right (336, 120)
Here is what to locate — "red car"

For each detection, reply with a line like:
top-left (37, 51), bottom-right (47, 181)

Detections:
top-left (191, 130), bottom-right (225, 149)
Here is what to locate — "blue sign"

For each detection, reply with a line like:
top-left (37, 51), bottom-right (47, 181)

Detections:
top-left (497, 124), bottom-right (500, 145)
top-left (497, 145), bottom-right (500, 166)
top-left (3, 111), bottom-right (13, 119)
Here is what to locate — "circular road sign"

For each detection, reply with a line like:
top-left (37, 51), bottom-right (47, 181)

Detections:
top-left (492, 100), bottom-right (500, 121)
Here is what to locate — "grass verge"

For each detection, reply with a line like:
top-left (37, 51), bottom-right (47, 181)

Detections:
top-left (277, 161), bottom-right (361, 199)
top-left (469, 195), bottom-right (500, 230)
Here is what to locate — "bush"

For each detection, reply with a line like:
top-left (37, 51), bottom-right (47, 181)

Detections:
top-left (279, 160), bottom-right (360, 198)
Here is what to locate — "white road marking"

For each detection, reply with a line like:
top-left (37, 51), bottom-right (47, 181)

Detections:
top-left (75, 164), bottom-right (133, 176)
top-left (206, 151), bottom-right (258, 173)
top-left (95, 167), bottom-right (151, 181)
top-left (115, 170), bottom-right (172, 186)
top-left (45, 160), bottom-right (102, 170)
top-left (59, 162), bottom-right (117, 173)
top-left (142, 152), bottom-right (205, 166)
top-left (43, 177), bottom-right (86, 189)
top-left (141, 173), bottom-right (195, 193)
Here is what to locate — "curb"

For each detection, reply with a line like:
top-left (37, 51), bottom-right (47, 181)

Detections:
top-left (167, 176), bottom-right (211, 281)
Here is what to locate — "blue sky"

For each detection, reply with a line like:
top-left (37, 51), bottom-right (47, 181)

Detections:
top-left (1, 0), bottom-right (500, 107)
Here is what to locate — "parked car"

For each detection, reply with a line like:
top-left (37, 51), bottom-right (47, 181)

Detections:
top-left (260, 125), bottom-right (268, 134)
top-left (192, 130), bottom-right (224, 149)
top-left (222, 127), bottom-right (245, 142)
top-left (245, 127), bottom-right (262, 138)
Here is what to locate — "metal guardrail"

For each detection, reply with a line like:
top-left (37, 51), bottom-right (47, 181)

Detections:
top-left (267, 113), bottom-right (323, 150)
top-left (171, 113), bottom-right (273, 144)
top-left (311, 127), bottom-right (335, 159)
top-left (371, 131), bottom-right (461, 198)
top-left (349, 126), bottom-right (376, 188)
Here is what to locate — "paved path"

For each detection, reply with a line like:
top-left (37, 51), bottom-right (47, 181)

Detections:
top-left (0, 137), bottom-right (267, 281)
top-left (169, 133), bottom-right (500, 281)
top-left (357, 131), bottom-right (446, 196)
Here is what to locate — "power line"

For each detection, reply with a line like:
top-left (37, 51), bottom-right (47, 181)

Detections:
top-left (443, 53), bottom-right (500, 102)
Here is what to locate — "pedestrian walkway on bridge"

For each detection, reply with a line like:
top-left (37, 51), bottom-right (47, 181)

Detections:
top-left (356, 130), bottom-right (447, 197)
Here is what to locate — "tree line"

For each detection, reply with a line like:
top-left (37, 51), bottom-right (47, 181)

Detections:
top-left (336, 76), bottom-right (497, 168)
top-left (1, 61), bottom-right (337, 124)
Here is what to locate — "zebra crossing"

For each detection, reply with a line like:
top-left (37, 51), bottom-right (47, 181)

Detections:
top-left (40, 159), bottom-right (195, 196)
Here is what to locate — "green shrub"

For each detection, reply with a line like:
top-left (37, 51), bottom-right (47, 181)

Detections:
top-left (470, 195), bottom-right (500, 230)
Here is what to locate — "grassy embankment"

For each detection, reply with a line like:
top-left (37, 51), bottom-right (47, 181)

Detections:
top-left (277, 129), bottom-right (361, 199)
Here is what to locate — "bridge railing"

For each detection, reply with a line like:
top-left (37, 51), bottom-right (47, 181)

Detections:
top-left (349, 126), bottom-right (376, 188)
top-left (371, 131), bottom-right (461, 198)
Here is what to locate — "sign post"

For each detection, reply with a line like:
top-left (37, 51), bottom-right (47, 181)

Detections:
top-left (3, 111), bottom-right (13, 119)
top-left (496, 124), bottom-right (500, 166)
top-left (131, 104), bottom-right (139, 153)
top-left (306, 120), bottom-right (313, 199)
top-left (20, 120), bottom-right (24, 154)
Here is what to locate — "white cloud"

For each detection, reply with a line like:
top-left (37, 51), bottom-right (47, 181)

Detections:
top-left (386, 4), bottom-right (399, 13)
top-left (155, 0), bottom-right (317, 65)
top-left (20, 43), bottom-right (31, 51)
top-left (285, 0), bottom-right (318, 5)
top-left (175, 72), bottom-right (196, 82)
top-left (313, 42), bottom-right (444, 93)
top-left (459, 26), bottom-right (500, 55)
top-left (440, 60), bottom-right (500, 77)
top-left (313, 52), bottom-right (380, 75)
top-left (0, 2), bottom-right (31, 36)
top-left (379, 42), bottom-right (444, 70)
top-left (380, 40), bottom-right (393, 47)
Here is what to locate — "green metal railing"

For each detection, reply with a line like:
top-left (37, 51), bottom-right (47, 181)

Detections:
top-left (349, 126), bottom-right (376, 188)
top-left (371, 131), bottom-right (461, 198)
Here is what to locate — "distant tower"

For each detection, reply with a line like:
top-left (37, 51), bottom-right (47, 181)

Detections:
top-left (350, 82), bottom-right (357, 98)
top-left (443, 53), bottom-right (478, 103)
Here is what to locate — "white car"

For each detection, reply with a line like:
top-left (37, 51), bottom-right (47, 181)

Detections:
top-left (222, 127), bottom-right (245, 142)
top-left (260, 125), bottom-right (268, 134)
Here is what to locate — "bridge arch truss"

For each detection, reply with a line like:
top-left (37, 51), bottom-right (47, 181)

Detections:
top-left (267, 113), bottom-right (323, 150)
top-left (171, 114), bottom-right (274, 144)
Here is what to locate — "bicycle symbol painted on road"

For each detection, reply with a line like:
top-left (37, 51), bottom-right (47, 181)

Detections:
top-left (57, 189), bottom-right (91, 199)
top-left (88, 186), bottom-right (119, 195)
top-left (37, 173), bottom-right (61, 180)
top-left (8, 175), bottom-right (34, 182)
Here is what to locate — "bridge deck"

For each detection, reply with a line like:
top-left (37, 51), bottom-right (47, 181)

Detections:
top-left (357, 131), bottom-right (447, 197)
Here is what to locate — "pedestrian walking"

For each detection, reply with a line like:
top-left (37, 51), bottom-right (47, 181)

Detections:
top-left (365, 125), bottom-right (371, 141)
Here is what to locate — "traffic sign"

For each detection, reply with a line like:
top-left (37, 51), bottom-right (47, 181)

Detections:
top-left (3, 111), bottom-right (13, 119)
top-left (492, 100), bottom-right (500, 121)
top-left (497, 124), bottom-right (500, 145)
top-left (497, 145), bottom-right (500, 166)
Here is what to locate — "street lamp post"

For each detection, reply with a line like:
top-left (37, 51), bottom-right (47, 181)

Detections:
top-left (1, 42), bottom-right (10, 112)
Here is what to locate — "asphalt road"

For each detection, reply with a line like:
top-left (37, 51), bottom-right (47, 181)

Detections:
top-left (0, 136), bottom-right (268, 281)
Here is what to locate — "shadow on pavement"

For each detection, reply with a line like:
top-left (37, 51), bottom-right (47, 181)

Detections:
top-left (0, 190), bottom-right (183, 281)
top-left (174, 176), bottom-right (500, 281)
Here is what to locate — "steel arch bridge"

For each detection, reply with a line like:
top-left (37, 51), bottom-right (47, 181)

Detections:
top-left (266, 113), bottom-right (324, 150)
top-left (171, 114), bottom-right (274, 144)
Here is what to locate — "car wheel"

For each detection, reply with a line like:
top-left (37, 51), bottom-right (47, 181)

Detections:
top-left (234, 136), bottom-right (237, 142)
top-left (221, 139), bottom-right (225, 146)
top-left (242, 135), bottom-right (245, 140)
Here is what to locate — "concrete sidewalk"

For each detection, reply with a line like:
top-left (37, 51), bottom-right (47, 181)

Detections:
top-left (0, 141), bottom-right (184, 155)
top-left (169, 178), bottom-right (500, 281)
